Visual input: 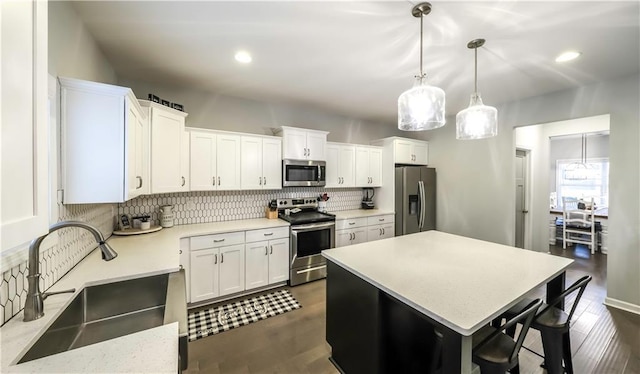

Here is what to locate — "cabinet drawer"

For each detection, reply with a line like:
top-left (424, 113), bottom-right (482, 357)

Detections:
top-left (246, 226), bottom-right (289, 243)
top-left (190, 231), bottom-right (245, 251)
top-left (336, 217), bottom-right (367, 230)
top-left (367, 214), bottom-right (395, 226)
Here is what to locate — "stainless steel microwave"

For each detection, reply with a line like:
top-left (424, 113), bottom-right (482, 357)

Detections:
top-left (282, 159), bottom-right (326, 187)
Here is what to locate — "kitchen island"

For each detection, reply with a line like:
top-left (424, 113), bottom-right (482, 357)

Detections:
top-left (322, 230), bottom-right (574, 374)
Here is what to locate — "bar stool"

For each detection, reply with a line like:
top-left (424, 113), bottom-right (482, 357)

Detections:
top-left (500, 275), bottom-right (592, 374)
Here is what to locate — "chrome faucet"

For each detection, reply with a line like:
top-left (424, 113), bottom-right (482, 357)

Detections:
top-left (24, 221), bottom-right (118, 322)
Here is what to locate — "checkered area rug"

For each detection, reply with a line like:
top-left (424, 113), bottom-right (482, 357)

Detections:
top-left (188, 289), bottom-right (302, 342)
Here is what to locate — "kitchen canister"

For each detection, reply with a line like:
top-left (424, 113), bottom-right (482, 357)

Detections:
top-left (159, 205), bottom-right (174, 228)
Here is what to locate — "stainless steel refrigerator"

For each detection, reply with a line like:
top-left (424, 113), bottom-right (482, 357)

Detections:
top-left (395, 166), bottom-right (436, 235)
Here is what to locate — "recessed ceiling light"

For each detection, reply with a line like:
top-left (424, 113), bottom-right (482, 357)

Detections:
top-left (555, 51), bottom-right (581, 63)
top-left (234, 51), bottom-right (252, 64)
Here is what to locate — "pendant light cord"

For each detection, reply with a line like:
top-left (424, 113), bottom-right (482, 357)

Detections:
top-left (419, 11), bottom-right (424, 81)
top-left (474, 46), bottom-right (478, 94)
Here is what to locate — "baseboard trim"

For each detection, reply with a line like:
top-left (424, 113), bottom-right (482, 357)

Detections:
top-left (604, 297), bottom-right (640, 315)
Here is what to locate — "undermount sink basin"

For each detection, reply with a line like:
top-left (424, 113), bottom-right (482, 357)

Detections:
top-left (19, 271), bottom-right (187, 367)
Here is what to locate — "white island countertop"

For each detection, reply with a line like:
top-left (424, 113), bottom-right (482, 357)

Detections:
top-left (322, 230), bottom-right (574, 336)
top-left (0, 218), bottom-right (288, 373)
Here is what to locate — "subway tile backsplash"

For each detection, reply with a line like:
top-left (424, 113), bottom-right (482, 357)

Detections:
top-left (0, 204), bottom-right (114, 326)
top-left (119, 188), bottom-right (364, 226)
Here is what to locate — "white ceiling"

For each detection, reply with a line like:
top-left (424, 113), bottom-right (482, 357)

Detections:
top-left (71, 1), bottom-right (640, 124)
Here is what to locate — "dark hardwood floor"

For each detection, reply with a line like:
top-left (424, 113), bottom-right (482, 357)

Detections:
top-left (185, 244), bottom-right (639, 373)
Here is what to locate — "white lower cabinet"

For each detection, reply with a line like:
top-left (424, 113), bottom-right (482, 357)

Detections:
top-left (336, 218), bottom-right (368, 247)
top-left (188, 232), bottom-right (245, 303)
top-left (366, 214), bottom-right (395, 241)
top-left (245, 227), bottom-right (290, 290)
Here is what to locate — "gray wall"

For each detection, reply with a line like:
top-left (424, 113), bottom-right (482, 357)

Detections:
top-left (549, 133), bottom-right (609, 196)
top-left (118, 78), bottom-right (405, 145)
top-left (48, 2), bottom-right (117, 84)
top-left (427, 74), bottom-right (639, 311)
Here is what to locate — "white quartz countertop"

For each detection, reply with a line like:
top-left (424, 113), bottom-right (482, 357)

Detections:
top-left (332, 209), bottom-right (394, 220)
top-left (0, 218), bottom-right (288, 373)
top-left (322, 230), bottom-right (573, 336)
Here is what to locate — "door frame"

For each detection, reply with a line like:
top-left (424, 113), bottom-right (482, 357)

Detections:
top-left (515, 147), bottom-right (533, 250)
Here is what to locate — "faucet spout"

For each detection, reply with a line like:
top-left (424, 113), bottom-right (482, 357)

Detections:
top-left (24, 221), bottom-right (117, 322)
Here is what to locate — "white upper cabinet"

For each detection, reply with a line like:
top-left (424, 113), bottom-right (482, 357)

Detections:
top-left (326, 143), bottom-right (356, 188)
top-left (141, 100), bottom-right (189, 193)
top-left (278, 126), bottom-right (328, 160)
top-left (393, 138), bottom-right (429, 165)
top-left (240, 135), bottom-right (282, 190)
top-left (355, 146), bottom-right (383, 187)
top-left (1, 0), bottom-right (48, 251)
top-left (59, 78), bottom-right (148, 204)
top-left (189, 129), bottom-right (241, 191)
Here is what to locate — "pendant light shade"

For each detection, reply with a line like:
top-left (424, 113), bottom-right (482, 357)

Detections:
top-left (398, 3), bottom-right (446, 131)
top-left (456, 39), bottom-right (498, 140)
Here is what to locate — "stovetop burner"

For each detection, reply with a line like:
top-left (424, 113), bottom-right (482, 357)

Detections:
top-left (278, 209), bottom-right (336, 224)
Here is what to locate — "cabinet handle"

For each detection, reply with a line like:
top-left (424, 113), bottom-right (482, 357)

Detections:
top-left (259, 177), bottom-right (262, 185)
top-left (379, 228), bottom-right (382, 235)
top-left (265, 246), bottom-right (268, 255)
top-left (213, 239), bottom-right (225, 243)
top-left (348, 222), bottom-right (355, 225)
top-left (218, 176), bottom-right (221, 185)
top-left (264, 232), bottom-right (273, 236)
top-left (221, 253), bottom-right (224, 263)
top-left (379, 218), bottom-right (384, 222)
top-left (179, 250), bottom-right (182, 254)
top-left (270, 245), bottom-right (273, 255)
top-left (264, 177), bottom-right (266, 185)
top-left (213, 177), bottom-right (216, 185)
top-left (214, 254), bottom-right (218, 264)
top-left (136, 176), bottom-right (143, 189)
top-left (382, 228), bottom-right (385, 235)
top-left (181, 176), bottom-right (185, 186)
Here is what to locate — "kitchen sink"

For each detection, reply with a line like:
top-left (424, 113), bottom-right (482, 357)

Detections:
top-left (18, 271), bottom-right (188, 369)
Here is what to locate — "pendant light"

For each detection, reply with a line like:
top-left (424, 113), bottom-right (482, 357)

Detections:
top-left (456, 39), bottom-right (498, 140)
top-left (565, 133), bottom-right (593, 180)
top-left (398, 2), bottom-right (445, 131)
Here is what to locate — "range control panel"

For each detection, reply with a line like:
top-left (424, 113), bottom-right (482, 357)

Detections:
top-left (275, 197), bottom-right (318, 209)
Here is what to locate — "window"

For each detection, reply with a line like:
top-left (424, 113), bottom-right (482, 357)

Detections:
top-left (556, 158), bottom-right (609, 209)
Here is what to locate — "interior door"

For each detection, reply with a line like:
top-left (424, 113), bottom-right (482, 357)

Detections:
top-left (515, 150), bottom-right (527, 248)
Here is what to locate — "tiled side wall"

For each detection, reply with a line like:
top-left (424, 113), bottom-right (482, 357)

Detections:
top-left (118, 188), bottom-right (364, 226)
top-left (0, 204), bottom-right (115, 326)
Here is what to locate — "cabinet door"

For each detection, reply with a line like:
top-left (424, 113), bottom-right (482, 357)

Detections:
top-left (126, 98), bottom-right (147, 200)
top-left (261, 137), bottom-right (282, 189)
top-left (340, 145), bottom-right (356, 187)
top-left (245, 240), bottom-right (269, 290)
top-left (1, 0), bottom-right (48, 250)
top-left (413, 142), bottom-right (429, 165)
top-left (306, 131), bottom-right (326, 160)
top-left (241, 136), bottom-right (263, 190)
top-left (190, 248), bottom-right (219, 303)
top-left (180, 131), bottom-right (190, 191)
top-left (380, 224), bottom-right (394, 239)
top-left (352, 228), bottom-right (368, 245)
top-left (367, 225), bottom-right (383, 242)
top-left (189, 131), bottom-right (216, 191)
top-left (336, 230), bottom-right (352, 248)
top-left (216, 134), bottom-right (241, 190)
top-left (368, 147), bottom-right (383, 187)
top-left (325, 144), bottom-right (340, 187)
top-left (282, 128), bottom-right (307, 159)
top-left (394, 139), bottom-right (413, 164)
top-left (219, 244), bottom-right (245, 296)
top-left (268, 238), bottom-right (290, 284)
top-left (355, 147), bottom-right (370, 187)
top-left (151, 108), bottom-right (186, 193)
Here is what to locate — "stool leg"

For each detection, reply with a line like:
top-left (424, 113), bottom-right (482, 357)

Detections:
top-left (540, 330), bottom-right (564, 374)
top-left (562, 331), bottom-right (574, 374)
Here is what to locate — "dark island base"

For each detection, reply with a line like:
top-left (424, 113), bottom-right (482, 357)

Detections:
top-left (326, 260), bottom-right (465, 374)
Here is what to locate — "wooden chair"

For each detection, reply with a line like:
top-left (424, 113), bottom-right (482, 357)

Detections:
top-left (471, 299), bottom-right (543, 374)
top-left (500, 276), bottom-right (592, 374)
top-left (562, 197), bottom-right (597, 254)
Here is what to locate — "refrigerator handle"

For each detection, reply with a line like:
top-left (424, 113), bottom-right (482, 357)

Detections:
top-left (418, 181), bottom-right (425, 229)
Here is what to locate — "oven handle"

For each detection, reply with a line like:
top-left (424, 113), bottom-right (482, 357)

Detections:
top-left (290, 222), bottom-right (335, 232)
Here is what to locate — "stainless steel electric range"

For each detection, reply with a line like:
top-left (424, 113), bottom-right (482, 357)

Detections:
top-left (275, 197), bottom-right (335, 286)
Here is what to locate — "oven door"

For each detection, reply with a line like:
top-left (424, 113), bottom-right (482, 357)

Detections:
top-left (290, 221), bottom-right (335, 269)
